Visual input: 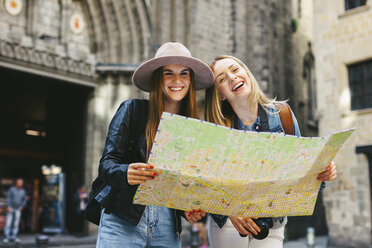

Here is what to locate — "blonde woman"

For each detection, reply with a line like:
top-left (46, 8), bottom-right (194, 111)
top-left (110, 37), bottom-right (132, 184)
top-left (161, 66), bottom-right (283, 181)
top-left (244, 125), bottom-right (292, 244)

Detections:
top-left (95, 42), bottom-right (213, 248)
top-left (205, 55), bottom-right (337, 248)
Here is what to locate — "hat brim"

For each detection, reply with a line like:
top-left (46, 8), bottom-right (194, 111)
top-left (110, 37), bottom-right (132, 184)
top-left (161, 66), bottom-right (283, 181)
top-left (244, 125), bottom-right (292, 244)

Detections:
top-left (132, 56), bottom-right (214, 92)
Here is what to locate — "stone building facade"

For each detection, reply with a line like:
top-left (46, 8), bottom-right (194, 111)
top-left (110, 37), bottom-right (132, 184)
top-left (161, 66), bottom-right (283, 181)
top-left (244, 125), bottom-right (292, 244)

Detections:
top-left (314, 0), bottom-right (372, 247)
top-left (0, 0), bottom-right (324, 237)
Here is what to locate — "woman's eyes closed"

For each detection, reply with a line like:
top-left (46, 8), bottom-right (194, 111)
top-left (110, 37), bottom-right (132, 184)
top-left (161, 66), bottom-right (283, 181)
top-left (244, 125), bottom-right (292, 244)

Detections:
top-left (218, 68), bottom-right (239, 83)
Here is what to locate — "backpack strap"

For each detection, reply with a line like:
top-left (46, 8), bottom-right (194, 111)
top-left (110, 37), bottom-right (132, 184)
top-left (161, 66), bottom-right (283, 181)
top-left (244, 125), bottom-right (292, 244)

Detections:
top-left (275, 102), bottom-right (295, 135)
top-left (258, 104), bottom-right (269, 131)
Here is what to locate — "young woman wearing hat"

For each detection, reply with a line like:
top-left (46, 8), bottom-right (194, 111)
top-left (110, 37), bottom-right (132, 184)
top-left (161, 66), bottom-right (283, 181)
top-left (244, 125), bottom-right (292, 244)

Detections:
top-left (204, 55), bottom-right (337, 248)
top-left (95, 42), bottom-right (213, 248)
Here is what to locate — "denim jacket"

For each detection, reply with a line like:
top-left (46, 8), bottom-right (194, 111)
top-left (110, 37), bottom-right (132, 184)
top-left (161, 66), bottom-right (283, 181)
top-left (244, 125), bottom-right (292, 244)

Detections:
top-left (211, 104), bottom-right (325, 229)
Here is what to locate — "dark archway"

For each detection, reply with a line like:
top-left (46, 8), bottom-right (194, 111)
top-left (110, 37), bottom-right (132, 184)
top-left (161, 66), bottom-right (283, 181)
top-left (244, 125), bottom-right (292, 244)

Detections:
top-left (0, 66), bottom-right (92, 233)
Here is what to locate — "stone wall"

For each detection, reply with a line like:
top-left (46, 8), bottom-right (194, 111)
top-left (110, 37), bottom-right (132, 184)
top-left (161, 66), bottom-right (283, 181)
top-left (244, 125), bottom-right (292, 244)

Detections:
top-left (0, 0), bottom-right (26, 34)
top-left (314, 0), bottom-right (372, 246)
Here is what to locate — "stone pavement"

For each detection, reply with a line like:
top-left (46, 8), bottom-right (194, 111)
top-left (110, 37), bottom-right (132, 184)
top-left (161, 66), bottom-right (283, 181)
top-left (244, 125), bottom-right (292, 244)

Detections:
top-left (284, 236), bottom-right (329, 248)
top-left (0, 233), bottom-right (333, 248)
top-left (0, 233), bottom-right (97, 248)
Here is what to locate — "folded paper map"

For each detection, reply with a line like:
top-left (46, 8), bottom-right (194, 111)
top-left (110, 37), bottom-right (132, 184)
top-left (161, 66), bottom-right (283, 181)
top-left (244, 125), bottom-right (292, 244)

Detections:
top-left (133, 112), bottom-right (354, 217)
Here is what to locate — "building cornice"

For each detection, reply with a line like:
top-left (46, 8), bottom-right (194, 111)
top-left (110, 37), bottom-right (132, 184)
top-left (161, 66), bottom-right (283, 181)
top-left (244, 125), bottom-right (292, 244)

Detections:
top-left (0, 34), bottom-right (97, 86)
top-left (95, 63), bottom-right (140, 75)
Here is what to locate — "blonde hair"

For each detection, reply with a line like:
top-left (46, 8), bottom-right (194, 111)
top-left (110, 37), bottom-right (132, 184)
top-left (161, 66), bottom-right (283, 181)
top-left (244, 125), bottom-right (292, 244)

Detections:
top-left (205, 55), bottom-right (275, 127)
top-left (146, 68), bottom-right (197, 159)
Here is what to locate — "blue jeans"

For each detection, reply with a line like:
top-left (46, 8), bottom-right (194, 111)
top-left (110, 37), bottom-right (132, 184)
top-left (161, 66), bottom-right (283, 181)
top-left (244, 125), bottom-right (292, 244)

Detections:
top-left (4, 209), bottom-right (21, 239)
top-left (96, 206), bottom-right (181, 248)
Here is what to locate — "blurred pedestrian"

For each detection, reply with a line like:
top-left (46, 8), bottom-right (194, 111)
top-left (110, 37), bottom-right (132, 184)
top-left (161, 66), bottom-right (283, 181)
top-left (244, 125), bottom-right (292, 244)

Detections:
top-left (3, 178), bottom-right (27, 244)
top-left (73, 185), bottom-right (88, 236)
top-left (193, 216), bottom-right (208, 248)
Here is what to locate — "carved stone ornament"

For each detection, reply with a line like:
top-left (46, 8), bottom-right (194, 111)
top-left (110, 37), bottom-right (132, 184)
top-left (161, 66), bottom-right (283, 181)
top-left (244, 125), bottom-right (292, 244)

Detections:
top-left (5, 0), bottom-right (22, 16)
top-left (0, 38), bottom-right (95, 77)
top-left (70, 13), bottom-right (85, 34)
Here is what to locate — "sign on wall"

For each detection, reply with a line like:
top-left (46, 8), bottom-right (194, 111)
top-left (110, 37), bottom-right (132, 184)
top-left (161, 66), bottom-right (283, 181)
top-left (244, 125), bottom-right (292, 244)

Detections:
top-left (5, 0), bottom-right (22, 16)
top-left (70, 13), bottom-right (85, 34)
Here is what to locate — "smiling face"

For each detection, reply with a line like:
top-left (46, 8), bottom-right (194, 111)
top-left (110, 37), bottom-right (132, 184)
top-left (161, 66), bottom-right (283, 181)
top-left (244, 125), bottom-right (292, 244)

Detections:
top-left (161, 64), bottom-right (191, 105)
top-left (213, 58), bottom-right (252, 103)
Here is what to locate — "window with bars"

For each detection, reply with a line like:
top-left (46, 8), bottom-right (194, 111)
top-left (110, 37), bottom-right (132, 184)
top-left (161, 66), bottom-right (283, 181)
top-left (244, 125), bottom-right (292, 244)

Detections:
top-left (345, 0), bottom-right (367, 10)
top-left (348, 60), bottom-right (372, 110)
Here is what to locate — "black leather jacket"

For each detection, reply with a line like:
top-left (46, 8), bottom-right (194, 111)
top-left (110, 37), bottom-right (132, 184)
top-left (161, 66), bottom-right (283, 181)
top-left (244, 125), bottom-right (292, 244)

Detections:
top-left (95, 99), bottom-right (184, 234)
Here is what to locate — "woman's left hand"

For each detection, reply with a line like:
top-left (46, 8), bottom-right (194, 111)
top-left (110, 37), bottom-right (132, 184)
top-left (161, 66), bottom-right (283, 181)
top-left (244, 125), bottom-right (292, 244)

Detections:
top-left (185, 209), bottom-right (206, 224)
top-left (317, 161), bottom-right (337, 181)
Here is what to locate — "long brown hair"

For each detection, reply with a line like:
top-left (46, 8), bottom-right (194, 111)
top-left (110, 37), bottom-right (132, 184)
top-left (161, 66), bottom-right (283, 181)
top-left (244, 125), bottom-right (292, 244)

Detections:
top-left (146, 67), bottom-right (198, 159)
top-left (205, 55), bottom-right (275, 127)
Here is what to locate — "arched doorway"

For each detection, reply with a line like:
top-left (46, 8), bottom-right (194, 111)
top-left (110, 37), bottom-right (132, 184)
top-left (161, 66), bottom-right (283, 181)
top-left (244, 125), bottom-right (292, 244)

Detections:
top-left (0, 66), bottom-right (93, 233)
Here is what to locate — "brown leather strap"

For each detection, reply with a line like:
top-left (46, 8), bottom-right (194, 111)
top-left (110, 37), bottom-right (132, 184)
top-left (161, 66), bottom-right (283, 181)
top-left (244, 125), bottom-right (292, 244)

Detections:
top-left (275, 102), bottom-right (295, 135)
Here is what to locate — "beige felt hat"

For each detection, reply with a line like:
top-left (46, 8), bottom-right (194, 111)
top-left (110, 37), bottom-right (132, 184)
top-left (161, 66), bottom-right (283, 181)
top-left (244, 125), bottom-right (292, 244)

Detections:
top-left (132, 42), bottom-right (214, 92)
